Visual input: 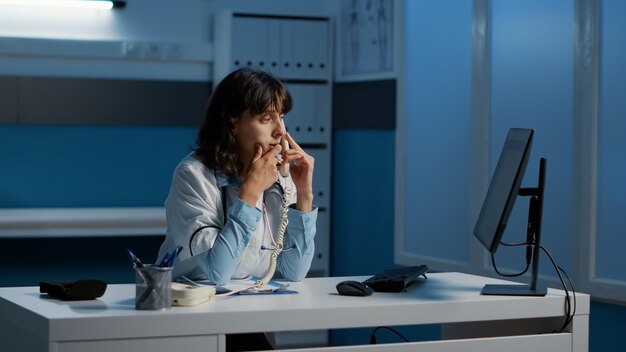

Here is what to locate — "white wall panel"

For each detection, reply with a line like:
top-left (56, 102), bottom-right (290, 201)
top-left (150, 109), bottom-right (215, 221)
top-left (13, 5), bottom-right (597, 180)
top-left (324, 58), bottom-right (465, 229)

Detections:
top-left (596, 0), bottom-right (626, 283)
top-left (396, 0), bottom-right (472, 269)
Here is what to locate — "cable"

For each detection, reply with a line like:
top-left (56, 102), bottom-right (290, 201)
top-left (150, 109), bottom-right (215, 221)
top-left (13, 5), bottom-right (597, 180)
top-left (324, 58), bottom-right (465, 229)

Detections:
top-left (491, 252), bottom-right (529, 277)
top-left (557, 265), bottom-right (576, 329)
top-left (537, 245), bottom-right (571, 332)
top-left (495, 240), bottom-right (576, 333)
top-left (263, 202), bottom-right (277, 246)
top-left (369, 326), bottom-right (410, 344)
top-left (539, 245), bottom-right (576, 332)
top-left (491, 241), bottom-right (531, 277)
top-left (255, 186), bottom-right (291, 289)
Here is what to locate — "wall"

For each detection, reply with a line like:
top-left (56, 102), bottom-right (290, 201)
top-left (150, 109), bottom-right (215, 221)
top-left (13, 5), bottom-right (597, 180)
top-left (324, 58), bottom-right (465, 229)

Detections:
top-left (0, 126), bottom-right (195, 208)
top-left (399, 0), bottom-right (473, 267)
top-left (596, 0), bottom-right (626, 285)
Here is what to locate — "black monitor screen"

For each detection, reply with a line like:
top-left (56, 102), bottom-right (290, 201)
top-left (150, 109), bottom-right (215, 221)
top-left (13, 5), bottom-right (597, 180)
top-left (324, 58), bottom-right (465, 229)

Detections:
top-left (473, 128), bottom-right (534, 253)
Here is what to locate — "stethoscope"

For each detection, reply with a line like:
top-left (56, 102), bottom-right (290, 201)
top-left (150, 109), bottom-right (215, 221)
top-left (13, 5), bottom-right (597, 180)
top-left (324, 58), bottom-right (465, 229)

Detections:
top-left (259, 181), bottom-right (295, 252)
top-left (188, 181), bottom-right (293, 256)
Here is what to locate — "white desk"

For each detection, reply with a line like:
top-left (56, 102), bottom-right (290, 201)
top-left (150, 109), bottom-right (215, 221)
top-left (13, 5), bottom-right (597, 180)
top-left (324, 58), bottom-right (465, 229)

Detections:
top-left (0, 272), bottom-right (589, 352)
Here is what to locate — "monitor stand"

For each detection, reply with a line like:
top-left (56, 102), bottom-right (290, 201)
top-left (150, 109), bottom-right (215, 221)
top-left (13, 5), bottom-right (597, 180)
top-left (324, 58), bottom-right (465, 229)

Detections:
top-left (481, 158), bottom-right (548, 297)
top-left (481, 283), bottom-right (547, 296)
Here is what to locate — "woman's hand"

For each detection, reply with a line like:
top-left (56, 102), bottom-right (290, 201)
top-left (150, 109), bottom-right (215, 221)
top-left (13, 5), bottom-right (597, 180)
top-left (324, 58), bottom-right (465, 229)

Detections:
top-left (240, 144), bottom-right (282, 207)
top-left (283, 133), bottom-right (315, 212)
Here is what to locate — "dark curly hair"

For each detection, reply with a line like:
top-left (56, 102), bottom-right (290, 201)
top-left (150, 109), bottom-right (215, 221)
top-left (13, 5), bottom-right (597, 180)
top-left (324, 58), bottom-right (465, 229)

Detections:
top-left (195, 68), bottom-right (293, 177)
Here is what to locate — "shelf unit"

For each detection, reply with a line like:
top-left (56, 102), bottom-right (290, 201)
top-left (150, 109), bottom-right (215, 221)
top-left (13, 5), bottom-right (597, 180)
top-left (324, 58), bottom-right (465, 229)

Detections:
top-left (215, 11), bottom-right (333, 279)
top-left (214, 11), bottom-right (333, 348)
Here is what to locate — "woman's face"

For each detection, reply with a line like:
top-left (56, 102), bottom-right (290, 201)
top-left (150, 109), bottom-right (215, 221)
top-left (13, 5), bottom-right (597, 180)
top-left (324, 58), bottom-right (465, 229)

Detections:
top-left (231, 106), bottom-right (286, 161)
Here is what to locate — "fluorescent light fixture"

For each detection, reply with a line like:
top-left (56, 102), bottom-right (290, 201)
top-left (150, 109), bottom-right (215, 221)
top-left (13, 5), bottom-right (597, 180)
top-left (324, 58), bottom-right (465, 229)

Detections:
top-left (0, 0), bottom-right (126, 10)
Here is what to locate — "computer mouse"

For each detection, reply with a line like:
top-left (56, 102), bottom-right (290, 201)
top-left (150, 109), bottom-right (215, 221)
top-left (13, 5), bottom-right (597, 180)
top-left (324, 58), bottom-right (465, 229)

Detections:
top-left (336, 280), bottom-right (373, 297)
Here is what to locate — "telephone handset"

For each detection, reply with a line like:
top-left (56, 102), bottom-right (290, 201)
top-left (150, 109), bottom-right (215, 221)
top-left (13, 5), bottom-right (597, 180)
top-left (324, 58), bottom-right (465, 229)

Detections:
top-left (278, 123), bottom-right (290, 178)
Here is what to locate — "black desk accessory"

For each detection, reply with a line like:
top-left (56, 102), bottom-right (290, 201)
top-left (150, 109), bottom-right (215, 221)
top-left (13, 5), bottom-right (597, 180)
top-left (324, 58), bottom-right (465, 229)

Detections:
top-left (40, 279), bottom-right (107, 301)
top-left (336, 280), bottom-right (373, 296)
top-left (363, 265), bottom-right (429, 292)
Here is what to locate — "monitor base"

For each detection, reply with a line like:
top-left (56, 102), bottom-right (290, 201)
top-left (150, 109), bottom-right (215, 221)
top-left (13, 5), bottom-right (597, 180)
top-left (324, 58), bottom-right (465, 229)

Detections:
top-left (481, 284), bottom-right (547, 296)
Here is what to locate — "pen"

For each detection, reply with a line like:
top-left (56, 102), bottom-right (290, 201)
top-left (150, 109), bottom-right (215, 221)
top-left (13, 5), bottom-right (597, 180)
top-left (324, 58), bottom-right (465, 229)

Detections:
top-left (236, 288), bottom-right (298, 295)
top-left (126, 248), bottom-right (144, 268)
top-left (159, 245), bottom-right (182, 268)
top-left (158, 252), bottom-right (170, 267)
top-left (165, 246), bottom-right (183, 267)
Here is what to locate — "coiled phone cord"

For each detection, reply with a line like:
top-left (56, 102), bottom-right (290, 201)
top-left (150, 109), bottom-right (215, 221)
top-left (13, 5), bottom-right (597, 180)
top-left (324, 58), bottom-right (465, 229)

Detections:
top-left (254, 186), bottom-right (291, 289)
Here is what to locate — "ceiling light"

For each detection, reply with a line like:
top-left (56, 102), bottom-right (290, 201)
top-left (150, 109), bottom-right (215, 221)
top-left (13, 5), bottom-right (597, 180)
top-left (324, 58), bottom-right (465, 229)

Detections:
top-left (0, 0), bottom-right (126, 10)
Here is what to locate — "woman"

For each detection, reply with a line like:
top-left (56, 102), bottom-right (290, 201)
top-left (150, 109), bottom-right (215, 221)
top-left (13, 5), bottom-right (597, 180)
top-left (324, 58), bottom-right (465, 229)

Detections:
top-left (157, 68), bottom-right (317, 288)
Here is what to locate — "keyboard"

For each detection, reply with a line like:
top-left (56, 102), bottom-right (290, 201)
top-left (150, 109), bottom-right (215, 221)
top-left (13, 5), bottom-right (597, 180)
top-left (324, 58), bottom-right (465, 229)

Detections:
top-left (362, 265), bottom-right (429, 292)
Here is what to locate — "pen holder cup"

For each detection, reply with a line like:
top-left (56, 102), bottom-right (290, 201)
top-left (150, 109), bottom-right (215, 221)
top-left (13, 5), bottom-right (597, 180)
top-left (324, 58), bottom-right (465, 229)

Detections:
top-left (134, 265), bottom-right (173, 310)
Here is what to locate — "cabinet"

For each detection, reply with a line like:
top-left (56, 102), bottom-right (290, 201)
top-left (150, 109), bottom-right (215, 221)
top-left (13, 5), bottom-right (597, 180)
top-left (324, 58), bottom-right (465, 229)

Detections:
top-left (214, 12), bottom-right (333, 348)
top-left (214, 11), bottom-right (332, 278)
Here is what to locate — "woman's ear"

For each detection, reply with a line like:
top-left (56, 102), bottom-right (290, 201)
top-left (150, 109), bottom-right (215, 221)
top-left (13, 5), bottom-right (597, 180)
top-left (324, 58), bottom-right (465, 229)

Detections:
top-left (229, 116), bottom-right (239, 136)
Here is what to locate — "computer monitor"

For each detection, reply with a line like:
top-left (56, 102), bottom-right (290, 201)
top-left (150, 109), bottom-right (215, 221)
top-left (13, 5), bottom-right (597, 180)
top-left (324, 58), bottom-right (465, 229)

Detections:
top-left (473, 128), bottom-right (547, 296)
